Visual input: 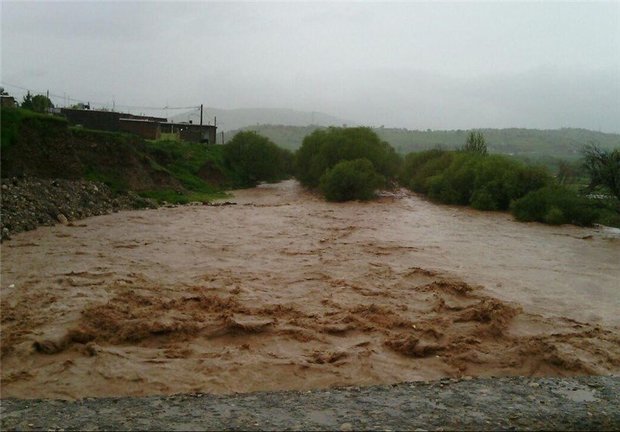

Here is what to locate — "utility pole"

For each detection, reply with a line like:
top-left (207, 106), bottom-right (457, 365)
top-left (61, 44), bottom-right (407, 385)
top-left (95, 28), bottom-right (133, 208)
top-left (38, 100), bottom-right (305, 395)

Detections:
top-left (221, 131), bottom-right (224, 144)
top-left (200, 104), bottom-right (203, 126)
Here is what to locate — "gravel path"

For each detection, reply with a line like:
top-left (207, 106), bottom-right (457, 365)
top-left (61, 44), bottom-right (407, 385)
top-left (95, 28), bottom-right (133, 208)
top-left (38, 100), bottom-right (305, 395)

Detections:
top-left (2, 376), bottom-right (619, 431)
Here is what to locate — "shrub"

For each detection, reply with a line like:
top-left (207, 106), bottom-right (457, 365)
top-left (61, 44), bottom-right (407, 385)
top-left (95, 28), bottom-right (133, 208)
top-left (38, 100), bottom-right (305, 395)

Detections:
top-left (510, 186), bottom-right (599, 226)
top-left (470, 156), bottom-right (551, 210)
top-left (401, 150), bottom-right (552, 211)
top-left (463, 130), bottom-right (487, 155)
top-left (319, 158), bottom-right (385, 202)
top-left (296, 127), bottom-right (400, 188)
top-left (223, 131), bottom-right (293, 187)
top-left (427, 152), bottom-right (482, 205)
top-left (582, 144), bottom-right (620, 201)
top-left (401, 150), bottom-right (453, 194)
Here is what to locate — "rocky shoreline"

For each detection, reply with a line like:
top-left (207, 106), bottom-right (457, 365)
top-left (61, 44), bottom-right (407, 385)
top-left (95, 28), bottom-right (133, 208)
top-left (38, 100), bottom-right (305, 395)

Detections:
top-left (1, 376), bottom-right (619, 431)
top-left (0, 177), bottom-right (157, 241)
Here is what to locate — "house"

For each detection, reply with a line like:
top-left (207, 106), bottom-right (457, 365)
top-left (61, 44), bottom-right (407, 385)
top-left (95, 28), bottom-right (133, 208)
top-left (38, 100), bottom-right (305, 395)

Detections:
top-left (59, 108), bottom-right (216, 143)
top-left (159, 122), bottom-right (217, 144)
top-left (1, 95), bottom-right (16, 108)
top-left (119, 118), bottom-right (161, 140)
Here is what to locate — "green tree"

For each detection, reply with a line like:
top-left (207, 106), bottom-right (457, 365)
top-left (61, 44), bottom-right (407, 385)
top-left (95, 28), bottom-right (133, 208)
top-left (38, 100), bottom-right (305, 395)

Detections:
top-left (295, 126), bottom-right (401, 188)
top-left (463, 130), bottom-right (487, 155)
top-left (21, 91), bottom-right (54, 113)
top-left (319, 158), bottom-right (385, 202)
top-left (223, 131), bottom-right (292, 187)
top-left (582, 145), bottom-right (620, 201)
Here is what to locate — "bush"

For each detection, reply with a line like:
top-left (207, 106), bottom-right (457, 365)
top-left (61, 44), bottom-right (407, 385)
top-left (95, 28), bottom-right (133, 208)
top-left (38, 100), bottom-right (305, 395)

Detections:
top-left (223, 131), bottom-right (293, 187)
top-left (582, 144), bottom-right (620, 201)
top-left (470, 155), bottom-right (550, 210)
top-left (510, 186), bottom-right (599, 226)
top-left (400, 150), bottom-right (453, 193)
top-left (319, 158), bottom-right (385, 202)
top-left (296, 127), bottom-right (400, 188)
top-left (402, 150), bottom-right (552, 211)
top-left (463, 130), bottom-right (487, 155)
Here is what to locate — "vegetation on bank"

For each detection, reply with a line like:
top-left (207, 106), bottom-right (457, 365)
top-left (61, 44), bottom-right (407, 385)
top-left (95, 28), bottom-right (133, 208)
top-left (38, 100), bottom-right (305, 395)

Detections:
top-left (2, 105), bottom-right (618, 227)
top-left (222, 131), bottom-right (294, 188)
top-left (319, 158), bottom-right (385, 202)
top-left (1, 107), bottom-right (68, 152)
top-left (397, 132), bottom-right (619, 227)
top-left (227, 124), bottom-right (620, 163)
top-left (296, 127), bottom-right (400, 200)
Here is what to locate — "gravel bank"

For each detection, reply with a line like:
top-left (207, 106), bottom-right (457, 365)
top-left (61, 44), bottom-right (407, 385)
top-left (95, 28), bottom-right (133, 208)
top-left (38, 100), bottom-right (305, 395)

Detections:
top-left (2, 376), bottom-right (619, 431)
top-left (0, 177), bottom-right (157, 241)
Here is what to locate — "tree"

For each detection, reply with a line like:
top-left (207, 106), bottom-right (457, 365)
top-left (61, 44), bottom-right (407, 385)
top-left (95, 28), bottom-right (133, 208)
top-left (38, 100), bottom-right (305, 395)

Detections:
top-left (556, 160), bottom-right (577, 185)
top-left (582, 144), bottom-right (620, 201)
top-left (295, 127), bottom-right (401, 188)
top-left (463, 131), bottom-right (487, 155)
top-left (21, 91), bottom-right (54, 113)
top-left (223, 131), bottom-right (293, 187)
top-left (319, 158), bottom-right (385, 202)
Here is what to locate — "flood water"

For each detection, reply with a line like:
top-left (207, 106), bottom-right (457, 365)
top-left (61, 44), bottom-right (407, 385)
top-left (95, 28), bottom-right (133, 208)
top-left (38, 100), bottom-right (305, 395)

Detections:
top-left (1, 180), bottom-right (619, 399)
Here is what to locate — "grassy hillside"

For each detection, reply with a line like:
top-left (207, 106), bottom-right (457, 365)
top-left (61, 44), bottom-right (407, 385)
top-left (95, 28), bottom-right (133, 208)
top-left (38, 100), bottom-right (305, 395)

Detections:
top-left (1, 107), bottom-right (230, 204)
top-left (227, 125), bottom-right (620, 164)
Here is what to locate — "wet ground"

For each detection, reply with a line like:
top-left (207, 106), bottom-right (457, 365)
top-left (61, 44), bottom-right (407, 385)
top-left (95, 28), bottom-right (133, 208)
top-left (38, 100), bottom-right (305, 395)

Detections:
top-left (1, 180), bottom-right (619, 399)
top-left (2, 376), bottom-right (619, 431)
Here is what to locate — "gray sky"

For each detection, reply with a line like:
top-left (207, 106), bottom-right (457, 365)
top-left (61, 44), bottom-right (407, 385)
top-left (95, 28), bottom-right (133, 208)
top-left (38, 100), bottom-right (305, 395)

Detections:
top-left (2, 1), bottom-right (619, 132)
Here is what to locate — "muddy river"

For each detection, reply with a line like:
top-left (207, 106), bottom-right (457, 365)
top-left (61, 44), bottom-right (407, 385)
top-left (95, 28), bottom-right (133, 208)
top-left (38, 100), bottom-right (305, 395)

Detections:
top-left (1, 180), bottom-right (619, 399)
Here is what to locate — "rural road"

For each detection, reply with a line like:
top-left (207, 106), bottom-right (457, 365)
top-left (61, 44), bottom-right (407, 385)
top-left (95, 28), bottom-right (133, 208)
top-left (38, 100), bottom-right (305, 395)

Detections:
top-left (2, 376), bottom-right (619, 431)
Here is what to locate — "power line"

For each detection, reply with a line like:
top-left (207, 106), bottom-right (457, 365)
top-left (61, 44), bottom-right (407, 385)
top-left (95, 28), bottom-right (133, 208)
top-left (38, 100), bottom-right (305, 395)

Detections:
top-left (0, 81), bottom-right (201, 111)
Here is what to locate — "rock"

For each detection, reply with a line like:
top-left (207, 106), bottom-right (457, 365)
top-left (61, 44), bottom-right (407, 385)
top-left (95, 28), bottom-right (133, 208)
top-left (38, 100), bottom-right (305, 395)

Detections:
top-left (1, 177), bottom-right (160, 239)
top-left (340, 423), bottom-right (353, 431)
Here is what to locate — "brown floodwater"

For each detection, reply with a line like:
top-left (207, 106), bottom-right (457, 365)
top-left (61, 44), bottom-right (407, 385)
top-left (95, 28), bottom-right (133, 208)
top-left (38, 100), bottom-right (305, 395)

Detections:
top-left (1, 180), bottom-right (619, 399)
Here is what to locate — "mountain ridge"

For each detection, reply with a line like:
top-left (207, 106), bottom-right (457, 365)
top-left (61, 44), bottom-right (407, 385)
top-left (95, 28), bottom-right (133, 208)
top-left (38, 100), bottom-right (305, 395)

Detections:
top-left (171, 107), bottom-right (352, 133)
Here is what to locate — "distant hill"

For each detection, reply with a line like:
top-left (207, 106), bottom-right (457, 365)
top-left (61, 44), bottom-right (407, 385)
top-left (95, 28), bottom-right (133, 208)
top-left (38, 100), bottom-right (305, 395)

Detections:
top-left (171, 107), bottom-right (350, 134)
top-left (226, 125), bottom-right (620, 162)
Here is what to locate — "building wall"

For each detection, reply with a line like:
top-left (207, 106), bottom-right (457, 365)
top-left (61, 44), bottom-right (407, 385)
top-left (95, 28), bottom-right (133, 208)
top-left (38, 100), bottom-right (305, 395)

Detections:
top-left (60, 109), bottom-right (216, 144)
top-left (118, 119), bottom-right (161, 140)
top-left (1, 96), bottom-right (16, 108)
top-left (61, 109), bottom-right (121, 132)
top-left (179, 127), bottom-right (217, 144)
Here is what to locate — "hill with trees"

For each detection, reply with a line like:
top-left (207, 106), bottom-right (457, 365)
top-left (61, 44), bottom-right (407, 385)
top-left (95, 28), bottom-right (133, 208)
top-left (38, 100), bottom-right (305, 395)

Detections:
top-left (227, 125), bottom-right (620, 163)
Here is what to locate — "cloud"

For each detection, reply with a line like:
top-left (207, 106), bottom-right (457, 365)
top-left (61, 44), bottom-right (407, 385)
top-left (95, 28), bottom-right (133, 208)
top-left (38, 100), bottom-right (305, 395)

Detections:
top-left (2, 1), bottom-right (619, 132)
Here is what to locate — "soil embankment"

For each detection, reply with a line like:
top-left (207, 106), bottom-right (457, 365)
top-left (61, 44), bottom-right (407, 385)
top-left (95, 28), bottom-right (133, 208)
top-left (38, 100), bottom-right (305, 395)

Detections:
top-left (1, 180), bottom-right (619, 399)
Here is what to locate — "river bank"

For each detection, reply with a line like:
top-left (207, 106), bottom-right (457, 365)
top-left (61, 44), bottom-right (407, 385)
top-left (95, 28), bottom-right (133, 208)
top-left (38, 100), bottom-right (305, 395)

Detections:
top-left (2, 376), bottom-right (619, 431)
top-left (0, 177), bottom-right (157, 241)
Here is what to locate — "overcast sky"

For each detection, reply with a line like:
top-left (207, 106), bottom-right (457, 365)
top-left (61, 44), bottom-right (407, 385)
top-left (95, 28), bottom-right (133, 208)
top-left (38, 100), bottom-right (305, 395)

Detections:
top-left (2, 1), bottom-right (619, 132)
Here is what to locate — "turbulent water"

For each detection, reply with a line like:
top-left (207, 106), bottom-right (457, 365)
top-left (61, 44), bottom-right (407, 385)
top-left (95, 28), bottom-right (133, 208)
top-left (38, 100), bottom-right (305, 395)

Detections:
top-left (1, 180), bottom-right (619, 399)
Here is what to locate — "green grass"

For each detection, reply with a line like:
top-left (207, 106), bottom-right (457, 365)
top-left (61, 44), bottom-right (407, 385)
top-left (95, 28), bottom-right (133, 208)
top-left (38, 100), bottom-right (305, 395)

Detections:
top-left (1, 107), bottom-right (68, 151)
top-left (70, 126), bottom-right (136, 143)
top-left (84, 169), bottom-right (129, 194)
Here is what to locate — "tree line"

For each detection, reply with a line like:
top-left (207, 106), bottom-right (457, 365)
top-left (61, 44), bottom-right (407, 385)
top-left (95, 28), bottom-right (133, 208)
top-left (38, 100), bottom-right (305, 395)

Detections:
top-left (223, 127), bottom-right (619, 227)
